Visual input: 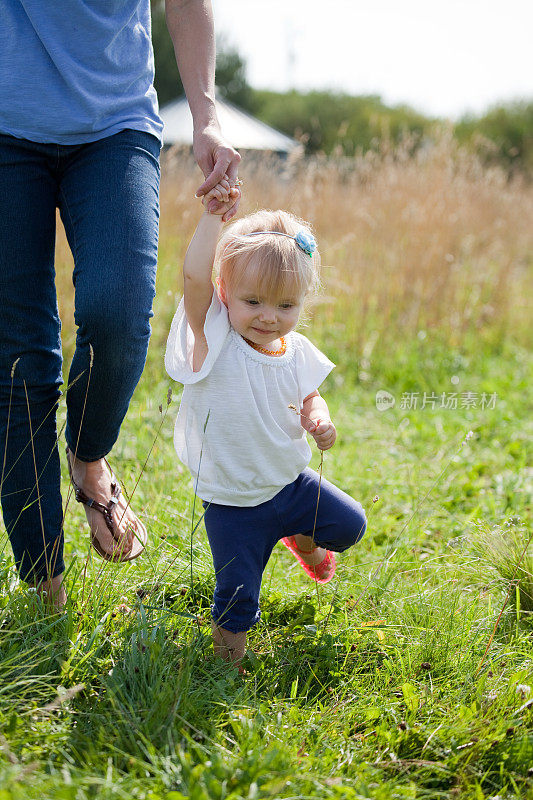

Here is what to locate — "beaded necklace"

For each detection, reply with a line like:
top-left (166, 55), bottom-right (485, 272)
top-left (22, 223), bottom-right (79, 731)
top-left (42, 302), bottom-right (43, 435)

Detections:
top-left (243, 336), bottom-right (287, 357)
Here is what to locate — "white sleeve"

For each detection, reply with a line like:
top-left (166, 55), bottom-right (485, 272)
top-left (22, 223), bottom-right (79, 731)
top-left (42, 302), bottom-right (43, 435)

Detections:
top-left (294, 334), bottom-right (335, 401)
top-left (164, 288), bottom-right (230, 384)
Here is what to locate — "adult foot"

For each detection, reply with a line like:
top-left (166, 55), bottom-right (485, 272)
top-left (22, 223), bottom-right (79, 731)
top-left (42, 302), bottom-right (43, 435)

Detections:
top-left (31, 572), bottom-right (67, 611)
top-left (66, 449), bottom-right (144, 560)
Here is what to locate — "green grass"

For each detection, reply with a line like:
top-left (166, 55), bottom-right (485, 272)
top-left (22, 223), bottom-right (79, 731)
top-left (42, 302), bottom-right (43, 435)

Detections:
top-left (1, 143), bottom-right (533, 797)
top-left (1, 322), bottom-right (532, 799)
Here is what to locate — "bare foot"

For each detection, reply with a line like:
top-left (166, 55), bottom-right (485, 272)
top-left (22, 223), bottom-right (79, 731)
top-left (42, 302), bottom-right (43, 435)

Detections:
top-left (67, 450), bottom-right (138, 558)
top-left (212, 621), bottom-right (247, 663)
top-left (293, 534), bottom-right (328, 567)
top-left (31, 572), bottom-right (67, 611)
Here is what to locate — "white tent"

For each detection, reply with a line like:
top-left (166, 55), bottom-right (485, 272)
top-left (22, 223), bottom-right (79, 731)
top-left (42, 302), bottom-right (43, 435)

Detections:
top-left (160, 93), bottom-right (301, 154)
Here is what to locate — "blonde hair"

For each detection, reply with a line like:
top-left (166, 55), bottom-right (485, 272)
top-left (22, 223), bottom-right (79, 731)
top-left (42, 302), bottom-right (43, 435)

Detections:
top-left (214, 209), bottom-right (321, 303)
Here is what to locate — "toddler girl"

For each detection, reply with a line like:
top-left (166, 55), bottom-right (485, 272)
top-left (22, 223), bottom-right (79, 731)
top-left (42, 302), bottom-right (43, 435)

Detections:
top-left (165, 187), bottom-right (367, 663)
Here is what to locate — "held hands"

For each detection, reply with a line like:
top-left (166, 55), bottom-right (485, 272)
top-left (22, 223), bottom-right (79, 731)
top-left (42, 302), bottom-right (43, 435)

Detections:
top-left (300, 415), bottom-right (337, 451)
top-left (193, 125), bottom-right (241, 222)
top-left (201, 173), bottom-right (241, 217)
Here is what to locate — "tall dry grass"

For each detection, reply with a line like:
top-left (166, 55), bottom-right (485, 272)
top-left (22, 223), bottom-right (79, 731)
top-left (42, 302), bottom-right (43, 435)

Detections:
top-left (54, 130), bottom-right (532, 364)
top-left (5, 131), bottom-right (533, 799)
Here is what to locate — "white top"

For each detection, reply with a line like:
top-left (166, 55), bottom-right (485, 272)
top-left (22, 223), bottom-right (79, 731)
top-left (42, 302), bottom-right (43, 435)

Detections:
top-left (164, 289), bottom-right (335, 507)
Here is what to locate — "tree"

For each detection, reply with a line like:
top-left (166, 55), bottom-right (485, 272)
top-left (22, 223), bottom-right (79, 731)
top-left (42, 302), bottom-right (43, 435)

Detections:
top-left (151, 0), bottom-right (183, 106)
top-left (455, 101), bottom-right (533, 175)
top-left (248, 90), bottom-right (430, 155)
top-left (214, 42), bottom-right (252, 108)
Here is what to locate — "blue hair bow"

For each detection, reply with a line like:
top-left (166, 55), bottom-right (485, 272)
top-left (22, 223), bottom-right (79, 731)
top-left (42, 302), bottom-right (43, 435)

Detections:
top-left (294, 230), bottom-right (316, 257)
top-left (241, 228), bottom-right (317, 257)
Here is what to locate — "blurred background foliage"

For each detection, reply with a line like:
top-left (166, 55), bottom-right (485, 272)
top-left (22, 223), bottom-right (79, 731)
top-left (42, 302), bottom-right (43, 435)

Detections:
top-left (151, 1), bottom-right (532, 175)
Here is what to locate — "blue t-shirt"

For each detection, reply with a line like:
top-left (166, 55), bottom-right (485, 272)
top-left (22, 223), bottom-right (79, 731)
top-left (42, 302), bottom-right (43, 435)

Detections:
top-left (0, 0), bottom-right (163, 144)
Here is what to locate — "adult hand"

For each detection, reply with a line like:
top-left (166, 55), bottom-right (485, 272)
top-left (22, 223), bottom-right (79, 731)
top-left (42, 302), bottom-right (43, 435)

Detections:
top-left (193, 123), bottom-right (241, 222)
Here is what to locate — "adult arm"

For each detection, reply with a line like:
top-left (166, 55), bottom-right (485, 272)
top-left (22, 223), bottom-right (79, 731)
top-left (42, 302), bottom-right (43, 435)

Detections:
top-left (165, 0), bottom-right (241, 220)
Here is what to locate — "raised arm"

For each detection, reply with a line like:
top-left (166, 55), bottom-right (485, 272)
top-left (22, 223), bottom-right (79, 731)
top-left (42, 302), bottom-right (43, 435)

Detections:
top-left (183, 211), bottom-right (222, 340)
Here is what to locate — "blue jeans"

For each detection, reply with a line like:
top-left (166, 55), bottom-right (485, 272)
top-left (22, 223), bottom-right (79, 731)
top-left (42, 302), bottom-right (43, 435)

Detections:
top-left (202, 468), bottom-right (367, 633)
top-left (0, 129), bottom-right (161, 582)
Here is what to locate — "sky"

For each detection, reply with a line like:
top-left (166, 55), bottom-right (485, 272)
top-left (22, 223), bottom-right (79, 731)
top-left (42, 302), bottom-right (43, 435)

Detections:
top-left (211, 0), bottom-right (532, 120)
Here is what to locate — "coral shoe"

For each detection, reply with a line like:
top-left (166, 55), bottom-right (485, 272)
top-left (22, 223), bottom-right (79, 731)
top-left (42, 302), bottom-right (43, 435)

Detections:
top-left (281, 535), bottom-right (336, 584)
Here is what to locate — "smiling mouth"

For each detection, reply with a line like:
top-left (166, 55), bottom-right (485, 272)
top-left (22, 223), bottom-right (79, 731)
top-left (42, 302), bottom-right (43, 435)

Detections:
top-left (252, 327), bottom-right (276, 334)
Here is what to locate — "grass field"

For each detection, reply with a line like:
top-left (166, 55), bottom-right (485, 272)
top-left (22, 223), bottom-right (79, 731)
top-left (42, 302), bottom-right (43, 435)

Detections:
top-left (1, 134), bottom-right (532, 799)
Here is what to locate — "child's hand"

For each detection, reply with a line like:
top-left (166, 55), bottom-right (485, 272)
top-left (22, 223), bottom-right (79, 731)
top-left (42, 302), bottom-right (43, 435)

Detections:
top-left (301, 416), bottom-right (337, 451)
top-left (203, 186), bottom-right (240, 218)
top-left (204, 174), bottom-right (231, 206)
top-left (203, 173), bottom-right (241, 220)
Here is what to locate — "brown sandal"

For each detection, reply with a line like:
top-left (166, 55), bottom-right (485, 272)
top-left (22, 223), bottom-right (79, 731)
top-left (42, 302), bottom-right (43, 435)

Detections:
top-left (66, 447), bottom-right (147, 562)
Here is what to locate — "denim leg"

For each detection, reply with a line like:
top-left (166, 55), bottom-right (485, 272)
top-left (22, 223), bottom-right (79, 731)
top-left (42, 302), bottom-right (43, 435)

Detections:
top-left (277, 468), bottom-right (367, 552)
top-left (0, 135), bottom-right (65, 582)
top-left (203, 500), bottom-right (282, 633)
top-left (58, 129), bottom-right (161, 461)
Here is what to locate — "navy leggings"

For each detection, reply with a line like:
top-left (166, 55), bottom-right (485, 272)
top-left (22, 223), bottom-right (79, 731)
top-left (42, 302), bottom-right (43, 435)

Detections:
top-left (0, 129), bottom-right (161, 582)
top-left (202, 468), bottom-right (367, 633)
